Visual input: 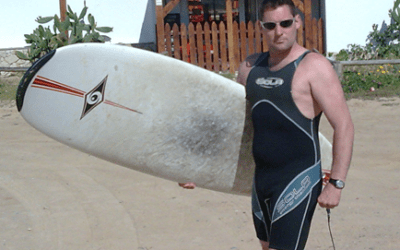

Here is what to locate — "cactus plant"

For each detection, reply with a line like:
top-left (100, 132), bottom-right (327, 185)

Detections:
top-left (16, 5), bottom-right (113, 62)
top-left (391, 0), bottom-right (400, 23)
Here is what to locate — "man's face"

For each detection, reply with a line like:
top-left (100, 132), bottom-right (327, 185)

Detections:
top-left (261, 5), bottom-right (300, 53)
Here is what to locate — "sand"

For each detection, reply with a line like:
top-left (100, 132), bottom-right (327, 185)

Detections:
top-left (0, 97), bottom-right (399, 250)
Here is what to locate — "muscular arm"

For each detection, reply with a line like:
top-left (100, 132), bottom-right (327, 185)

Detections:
top-left (306, 54), bottom-right (354, 208)
top-left (237, 53), bottom-right (261, 86)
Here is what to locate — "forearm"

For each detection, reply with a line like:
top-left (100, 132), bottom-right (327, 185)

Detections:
top-left (330, 119), bottom-right (354, 181)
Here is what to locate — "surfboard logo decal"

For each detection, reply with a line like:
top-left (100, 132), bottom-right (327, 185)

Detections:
top-left (81, 76), bottom-right (107, 119)
top-left (32, 75), bottom-right (142, 119)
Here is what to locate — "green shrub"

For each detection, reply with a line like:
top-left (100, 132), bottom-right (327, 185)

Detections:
top-left (342, 64), bottom-right (400, 93)
top-left (337, 1), bottom-right (400, 97)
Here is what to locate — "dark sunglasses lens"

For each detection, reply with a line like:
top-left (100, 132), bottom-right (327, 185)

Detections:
top-left (280, 19), bottom-right (294, 27)
top-left (264, 22), bottom-right (276, 30)
top-left (262, 19), bottom-right (294, 30)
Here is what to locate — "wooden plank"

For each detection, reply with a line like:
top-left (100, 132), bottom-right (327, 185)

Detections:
top-left (226, 0), bottom-right (236, 73)
top-left (59, 0), bottom-right (67, 22)
top-left (59, 0), bottom-right (68, 38)
top-left (188, 23), bottom-right (196, 64)
top-left (262, 24), bottom-right (268, 52)
top-left (240, 21), bottom-right (247, 62)
top-left (297, 23), bottom-right (304, 47)
top-left (180, 23), bottom-right (189, 63)
top-left (304, 0), bottom-right (313, 50)
top-left (312, 18), bottom-right (318, 50)
top-left (0, 67), bottom-right (29, 72)
top-left (172, 23), bottom-right (181, 60)
top-left (204, 23), bottom-right (213, 71)
top-left (165, 23), bottom-right (172, 57)
top-left (211, 22), bottom-right (220, 72)
top-left (156, 5), bottom-right (165, 53)
top-left (292, 0), bottom-right (304, 13)
top-left (196, 22), bottom-right (204, 68)
top-left (219, 22), bottom-right (228, 72)
top-left (255, 21), bottom-right (262, 53)
top-left (336, 59), bottom-right (400, 78)
top-left (340, 59), bottom-right (400, 66)
top-left (248, 21), bottom-right (255, 56)
top-left (318, 18), bottom-right (324, 54)
top-left (233, 21), bottom-right (240, 70)
top-left (163, 0), bottom-right (181, 18)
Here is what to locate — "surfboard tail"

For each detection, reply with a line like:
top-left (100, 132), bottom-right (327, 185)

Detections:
top-left (16, 50), bottom-right (56, 112)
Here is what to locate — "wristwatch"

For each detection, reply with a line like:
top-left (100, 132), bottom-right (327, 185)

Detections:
top-left (329, 179), bottom-right (345, 189)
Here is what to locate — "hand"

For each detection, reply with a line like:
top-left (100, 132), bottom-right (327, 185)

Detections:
top-left (317, 183), bottom-right (342, 209)
top-left (178, 182), bottom-right (196, 189)
top-left (322, 169), bottom-right (331, 186)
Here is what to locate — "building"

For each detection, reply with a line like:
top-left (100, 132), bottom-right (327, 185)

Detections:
top-left (138, 0), bottom-right (326, 72)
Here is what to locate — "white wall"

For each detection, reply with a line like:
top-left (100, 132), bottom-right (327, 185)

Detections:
top-left (325, 0), bottom-right (394, 53)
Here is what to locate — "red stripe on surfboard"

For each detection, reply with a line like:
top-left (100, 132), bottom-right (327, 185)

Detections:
top-left (31, 75), bottom-right (142, 115)
top-left (32, 76), bottom-right (85, 97)
top-left (32, 85), bottom-right (85, 98)
top-left (104, 100), bottom-right (142, 114)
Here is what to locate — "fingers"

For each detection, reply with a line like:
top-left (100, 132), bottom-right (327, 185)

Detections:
top-left (317, 197), bottom-right (338, 209)
top-left (178, 182), bottom-right (196, 189)
top-left (318, 201), bottom-right (337, 209)
top-left (318, 185), bottom-right (341, 209)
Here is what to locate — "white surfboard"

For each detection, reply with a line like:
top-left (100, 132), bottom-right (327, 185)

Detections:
top-left (16, 43), bottom-right (332, 196)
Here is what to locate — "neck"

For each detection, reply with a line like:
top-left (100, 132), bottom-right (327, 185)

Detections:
top-left (268, 43), bottom-right (301, 69)
top-left (268, 48), bottom-right (291, 68)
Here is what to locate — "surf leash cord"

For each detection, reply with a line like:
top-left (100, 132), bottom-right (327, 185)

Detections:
top-left (326, 208), bottom-right (336, 250)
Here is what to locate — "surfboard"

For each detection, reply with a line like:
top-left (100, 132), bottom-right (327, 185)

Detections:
top-left (16, 43), bottom-right (332, 196)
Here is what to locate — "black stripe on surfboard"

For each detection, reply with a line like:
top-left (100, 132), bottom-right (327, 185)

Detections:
top-left (16, 50), bottom-right (56, 112)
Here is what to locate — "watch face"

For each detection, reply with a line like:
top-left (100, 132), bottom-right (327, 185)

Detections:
top-left (330, 179), bottom-right (345, 189)
top-left (336, 180), bottom-right (344, 188)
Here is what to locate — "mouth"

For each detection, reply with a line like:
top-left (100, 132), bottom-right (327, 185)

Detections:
top-left (274, 38), bottom-right (286, 44)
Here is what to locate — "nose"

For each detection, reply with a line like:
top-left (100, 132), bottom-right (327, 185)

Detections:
top-left (274, 24), bottom-right (283, 36)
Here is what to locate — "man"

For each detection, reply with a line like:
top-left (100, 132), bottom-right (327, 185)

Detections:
top-left (237, 0), bottom-right (354, 249)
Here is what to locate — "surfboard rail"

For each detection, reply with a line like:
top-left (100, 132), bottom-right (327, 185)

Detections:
top-left (17, 50), bottom-right (56, 112)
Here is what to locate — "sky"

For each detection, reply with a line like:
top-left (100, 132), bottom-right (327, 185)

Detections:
top-left (0, 0), bottom-right (396, 52)
top-left (325, 0), bottom-right (395, 52)
top-left (1, 0), bottom-right (147, 49)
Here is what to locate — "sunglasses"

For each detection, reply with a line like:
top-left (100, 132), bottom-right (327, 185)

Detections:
top-left (260, 18), bottom-right (295, 30)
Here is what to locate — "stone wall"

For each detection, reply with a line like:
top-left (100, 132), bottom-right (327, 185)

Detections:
top-left (0, 47), bottom-right (31, 76)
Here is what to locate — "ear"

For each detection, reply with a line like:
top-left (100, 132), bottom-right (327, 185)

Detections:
top-left (294, 14), bottom-right (302, 29)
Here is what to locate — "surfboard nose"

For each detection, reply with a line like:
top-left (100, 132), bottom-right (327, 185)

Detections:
top-left (16, 50), bottom-right (56, 112)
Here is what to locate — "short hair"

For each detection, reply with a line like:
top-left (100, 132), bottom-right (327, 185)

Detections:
top-left (260, 0), bottom-right (296, 18)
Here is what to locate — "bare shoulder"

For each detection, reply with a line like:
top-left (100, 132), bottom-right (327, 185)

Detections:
top-left (302, 52), bottom-right (333, 71)
top-left (300, 52), bottom-right (345, 111)
top-left (237, 53), bottom-right (262, 86)
top-left (299, 52), bottom-right (339, 83)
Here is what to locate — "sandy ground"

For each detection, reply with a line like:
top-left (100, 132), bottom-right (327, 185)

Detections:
top-left (1, 97), bottom-right (399, 250)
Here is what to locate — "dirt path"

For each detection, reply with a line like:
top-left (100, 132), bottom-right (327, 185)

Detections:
top-left (1, 98), bottom-right (399, 249)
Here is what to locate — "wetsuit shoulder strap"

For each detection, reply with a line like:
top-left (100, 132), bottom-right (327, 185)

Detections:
top-left (294, 50), bottom-right (311, 68)
top-left (253, 52), bottom-right (270, 67)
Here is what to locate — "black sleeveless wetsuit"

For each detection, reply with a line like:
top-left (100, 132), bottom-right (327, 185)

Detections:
top-left (246, 51), bottom-right (322, 250)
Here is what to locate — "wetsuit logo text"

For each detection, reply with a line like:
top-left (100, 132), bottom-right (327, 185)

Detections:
top-left (255, 77), bottom-right (284, 88)
top-left (276, 176), bottom-right (311, 215)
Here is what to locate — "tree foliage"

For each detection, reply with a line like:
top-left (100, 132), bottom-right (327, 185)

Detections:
top-left (336, 0), bottom-right (400, 61)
